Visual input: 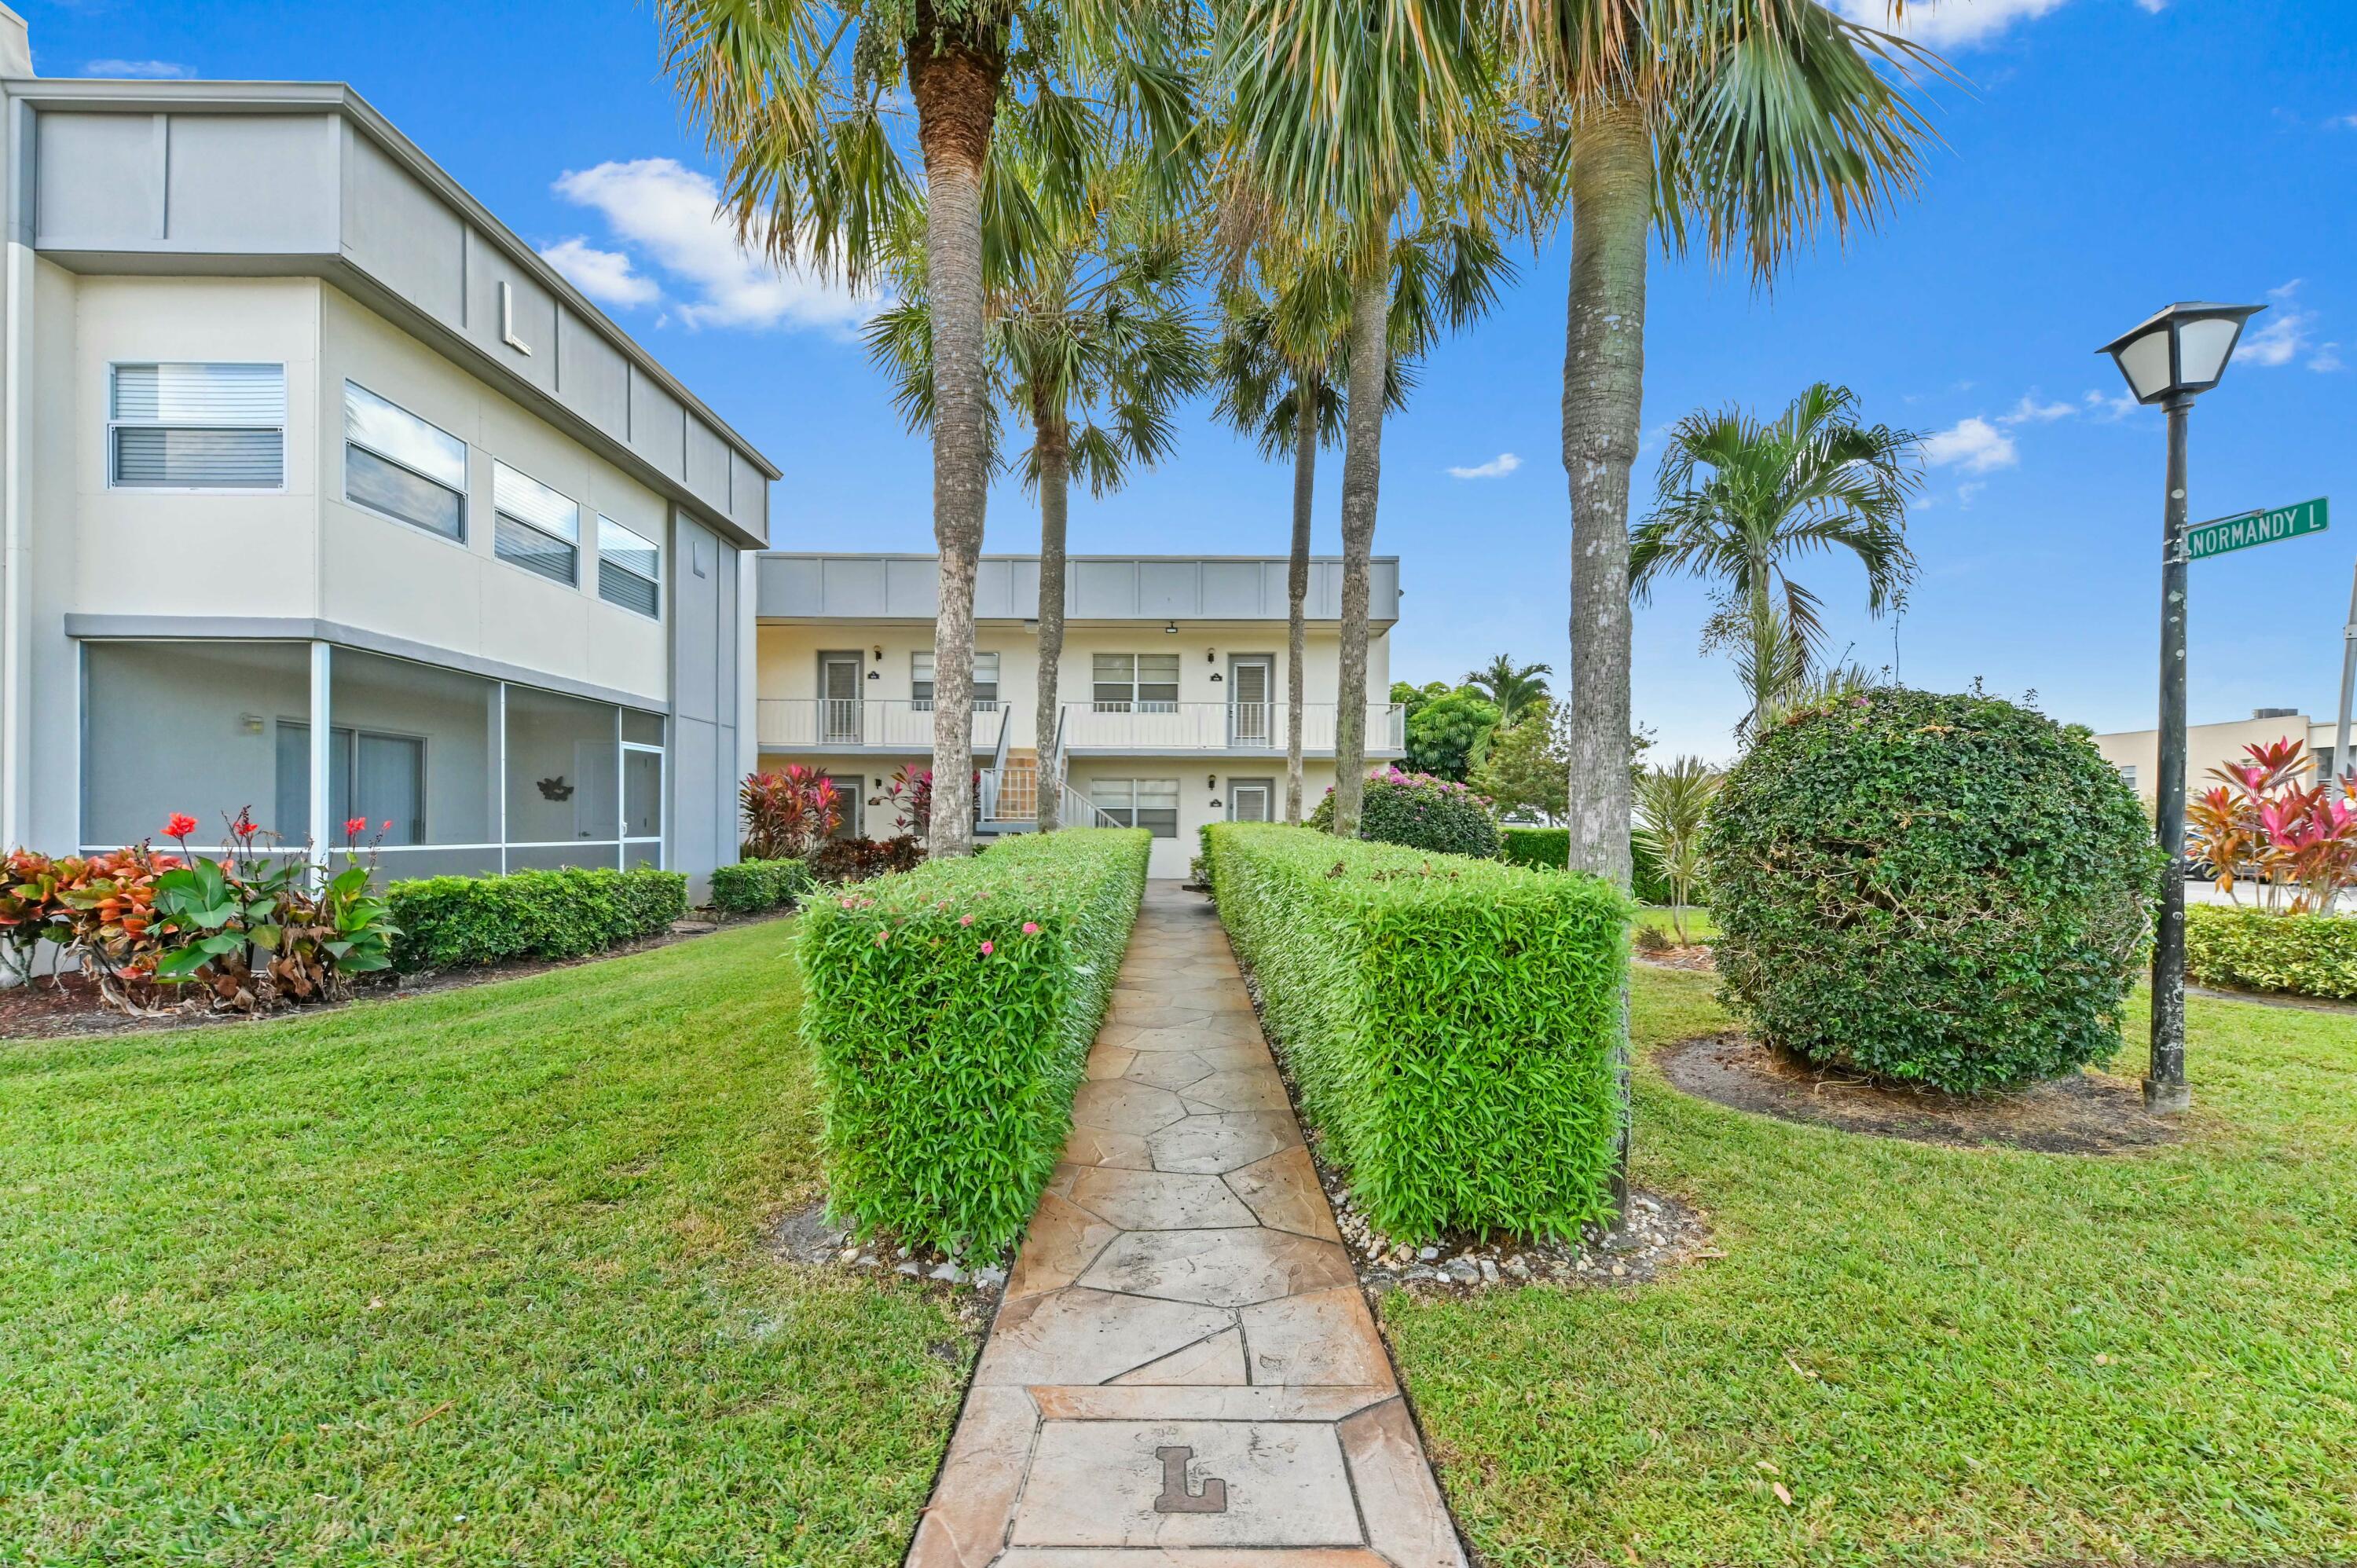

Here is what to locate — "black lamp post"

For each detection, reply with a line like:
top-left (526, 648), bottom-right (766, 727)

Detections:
top-left (2097, 300), bottom-right (2264, 1114)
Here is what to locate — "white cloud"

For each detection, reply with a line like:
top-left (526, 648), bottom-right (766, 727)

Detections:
top-left (84, 58), bottom-right (191, 78)
top-left (1446, 452), bottom-right (1522, 480)
top-left (2084, 388), bottom-right (2139, 420)
top-left (1921, 416), bottom-right (2017, 473)
top-left (550, 158), bottom-right (876, 334)
top-left (2237, 280), bottom-right (2315, 369)
top-left (540, 238), bottom-right (660, 309)
top-left (2133, 0), bottom-right (2165, 11)
top-left (2311, 342), bottom-right (2345, 373)
top-left (1956, 481), bottom-right (1987, 509)
top-left (1834, 0), bottom-right (2072, 49)
top-left (2336, 113), bottom-right (2357, 130)
top-left (1997, 393), bottom-right (2077, 425)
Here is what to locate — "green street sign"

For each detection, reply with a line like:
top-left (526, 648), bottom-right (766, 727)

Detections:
top-left (2187, 496), bottom-right (2329, 560)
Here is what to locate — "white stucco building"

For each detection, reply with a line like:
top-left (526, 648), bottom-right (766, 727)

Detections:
top-left (0, 16), bottom-right (774, 894)
top-left (753, 553), bottom-right (1406, 879)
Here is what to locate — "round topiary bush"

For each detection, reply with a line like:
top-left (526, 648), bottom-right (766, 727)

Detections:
top-left (1703, 686), bottom-right (2163, 1094)
top-left (1310, 767), bottom-right (1501, 859)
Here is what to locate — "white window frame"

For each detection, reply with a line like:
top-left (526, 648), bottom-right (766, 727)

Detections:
top-left (106, 361), bottom-right (288, 494)
top-left (913, 650), bottom-right (999, 711)
top-left (341, 380), bottom-right (469, 544)
top-left (491, 460), bottom-right (582, 588)
top-left (1091, 776), bottom-right (1181, 838)
top-left (1091, 652), bottom-right (1182, 713)
top-left (596, 515), bottom-right (662, 619)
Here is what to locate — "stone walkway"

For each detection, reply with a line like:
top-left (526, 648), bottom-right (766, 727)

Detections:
top-left (907, 881), bottom-right (1467, 1568)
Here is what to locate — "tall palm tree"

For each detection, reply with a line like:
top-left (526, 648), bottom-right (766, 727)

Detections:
top-left (662, 0), bottom-right (1200, 855)
top-left (1501, 0), bottom-right (1940, 883)
top-left (1633, 381), bottom-right (1921, 735)
top-left (868, 152), bottom-right (1208, 830)
top-left (1462, 652), bottom-right (1553, 726)
top-left (1215, 0), bottom-right (1517, 837)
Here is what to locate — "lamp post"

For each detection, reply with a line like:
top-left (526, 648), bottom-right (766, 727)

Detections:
top-left (2098, 300), bottom-right (2264, 1114)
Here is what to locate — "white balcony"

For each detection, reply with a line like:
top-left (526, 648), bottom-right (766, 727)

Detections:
top-left (1059, 702), bottom-right (1405, 755)
top-left (757, 698), bottom-right (1003, 753)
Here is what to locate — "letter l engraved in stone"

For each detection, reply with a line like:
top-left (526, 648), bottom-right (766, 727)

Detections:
top-left (1152, 1445), bottom-right (1228, 1514)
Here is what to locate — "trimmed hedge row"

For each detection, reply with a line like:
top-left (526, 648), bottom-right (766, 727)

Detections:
top-left (1498, 825), bottom-right (1678, 906)
top-left (709, 857), bottom-right (811, 914)
top-left (387, 866), bottom-right (687, 973)
top-left (1202, 822), bottom-right (1629, 1242)
top-left (801, 828), bottom-right (1151, 1256)
top-left (2185, 904), bottom-right (2357, 998)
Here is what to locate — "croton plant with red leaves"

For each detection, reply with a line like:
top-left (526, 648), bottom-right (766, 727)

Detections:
top-left (2186, 737), bottom-right (2357, 914)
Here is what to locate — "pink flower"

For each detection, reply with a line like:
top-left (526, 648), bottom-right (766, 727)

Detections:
top-left (959, 914), bottom-right (975, 926)
top-left (978, 940), bottom-right (994, 956)
top-left (1022, 921), bottom-right (1040, 935)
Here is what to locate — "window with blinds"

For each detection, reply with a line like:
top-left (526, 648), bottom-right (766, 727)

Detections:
top-left (344, 382), bottom-right (467, 540)
top-left (912, 650), bottom-right (999, 709)
top-left (108, 362), bottom-right (286, 489)
top-left (493, 461), bottom-right (580, 585)
top-left (1091, 778), bottom-right (1180, 837)
top-left (1092, 653), bottom-right (1180, 710)
top-left (596, 515), bottom-right (661, 617)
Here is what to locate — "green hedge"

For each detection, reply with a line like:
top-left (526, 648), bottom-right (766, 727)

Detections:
top-left (1203, 822), bottom-right (1629, 1242)
top-left (709, 857), bottom-right (811, 914)
top-left (800, 828), bottom-right (1150, 1256)
top-left (1498, 826), bottom-right (1679, 907)
top-left (2185, 904), bottom-right (2357, 998)
top-left (386, 866), bottom-right (687, 973)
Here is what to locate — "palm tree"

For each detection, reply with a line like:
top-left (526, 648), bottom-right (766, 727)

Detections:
top-left (868, 152), bottom-right (1208, 830)
top-left (1501, 0), bottom-right (1940, 883)
top-left (1632, 755), bottom-right (1719, 946)
top-left (1633, 383), bottom-right (1920, 736)
top-left (1215, 0), bottom-right (1519, 837)
top-left (1463, 653), bottom-right (1553, 727)
top-left (662, 0), bottom-right (1200, 855)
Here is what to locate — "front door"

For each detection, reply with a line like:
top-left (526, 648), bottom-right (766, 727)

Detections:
top-left (1229, 656), bottom-right (1274, 746)
top-left (819, 652), bottom-right (863, 745)
top-left (1228, 778), bottom-right (1275, 822)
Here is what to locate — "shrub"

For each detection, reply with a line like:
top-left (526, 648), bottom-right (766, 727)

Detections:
top-left (1403, 690), bottom-right (1501, 780)
top-left (1310, 768), bottom-right (1499, 859)
top-left (801, 828), bottom-right (1150, 1256)
top-left (387, 866), bottom-right (687, 972)
top-left (808, 835), bottom-right (924, 884)
top-left (1203, 822), bottom-right (1629, 1242)
top-left (1704, 687), bottom-right (2164, 1094)
top-left (2184, 904), bottom-right (2357, 998)
top-left (740, 767), bottom-right (842, 861)
top-left (709, 858), bottom-right (812, 915)
top-left (1497, 826), bottom-right (1681, 907)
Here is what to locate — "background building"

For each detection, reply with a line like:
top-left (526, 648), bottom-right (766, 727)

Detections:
top-left (0, 15), bottom-right (774, 895)
top-left (2092, 706), bottom-right (2341, 810)
top-left (754, 553), bottom-right (1406, 878)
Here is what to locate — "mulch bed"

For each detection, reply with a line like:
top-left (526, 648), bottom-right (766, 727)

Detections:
top-left (1634, 943), bottom-right (1715, 973)
top-left (1657, 1033), bottom-right (2182, 1156)
top-left (0, 911), bottom-right (793, 1043)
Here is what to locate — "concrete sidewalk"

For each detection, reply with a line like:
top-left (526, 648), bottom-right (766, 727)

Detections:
top-left (907, 881), bottom-right (1465, 1568)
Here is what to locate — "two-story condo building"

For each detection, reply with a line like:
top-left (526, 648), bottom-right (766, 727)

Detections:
top-left (0, 22), bottom-right (774, 895)
top-left (753, 553), bottom-right (1406, 878)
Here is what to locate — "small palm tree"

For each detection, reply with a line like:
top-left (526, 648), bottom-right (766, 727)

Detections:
top-left (868, 150), bottom-right (1208, 829)
top-left (1633, 756), bottom-right (1720, 946)
top-left (662, 0), bottom-right (1202, 855)
top-left (1633, 382), bottom-right (1922, 736)
top-left (1462, 654), bottom-right (1553, 727)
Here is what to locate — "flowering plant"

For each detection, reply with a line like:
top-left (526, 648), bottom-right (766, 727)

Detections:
top-left (2187, 738), bottom-right (2357, 914)
top-left (741, 767), bottom-right (842, 860)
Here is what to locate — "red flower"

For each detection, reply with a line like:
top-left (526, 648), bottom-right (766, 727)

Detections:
top-left (162, 813), bottom-right (198, 841)
top-left (230, 808), bottom-right (258, 840)
top-left (382, 820), bottom-right (394, 833)
top-left (343, 817), bottom-right (369, 840)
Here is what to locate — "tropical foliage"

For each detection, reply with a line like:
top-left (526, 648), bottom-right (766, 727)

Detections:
top-left (2186, 738), bottom-right (2357, 915)
top-left (1462, 653), bottom-right (1552, 726)
top-left (1631, 755), bottom-right (1719, 944)
top-left (741, 767), bottom-right (842, 862)
top-left (1202, 822), bottom-right (1629, 1240)
top-left (1403, 689), bottom-right (1502, 780)
top-left (1706, 687), bottom-right (2163, 1094)
top-left (1633, 382), bottom-right (1923, 734)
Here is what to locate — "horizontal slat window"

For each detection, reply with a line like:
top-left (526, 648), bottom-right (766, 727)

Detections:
top-left (109, 362), bottom-right (285, 489)
top-left (596, 516), bottom-right (659, 617)
top-left (344, 383), bottom-right (467, 540)
top-left (493, 461), bottom-right (579, 585)
top-left (1091, 777), bottom-right (1180, 838)
top-left (913, 650), bottom-right (998, 709)
top-left (1091, 653), bottom-right (1180, 710)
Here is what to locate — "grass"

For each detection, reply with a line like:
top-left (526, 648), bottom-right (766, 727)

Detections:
top-left (1384, 965), bottom-right (2357, 1566)
top-left (0, 920), bottom-right (970, 1566)
top-left (1636, 906), bottom-right (1718, 943)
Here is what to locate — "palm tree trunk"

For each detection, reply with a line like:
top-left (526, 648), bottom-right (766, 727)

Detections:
top-left (1285, 379), bottom-right (1317, 825)
top-left (909, 16), bottom-right (1002, 858)
top-left (1563, 100), bottom-right (1650, 1211)
top-left (1035, 414), bottom-right (1069, 831)
top-left (1329, 265), bottom-right (1389, 838)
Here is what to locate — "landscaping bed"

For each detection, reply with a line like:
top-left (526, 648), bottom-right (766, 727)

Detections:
top-left (0, 919), bottom-right (970, 1566)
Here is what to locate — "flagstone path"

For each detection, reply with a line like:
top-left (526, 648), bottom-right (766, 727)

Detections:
top-left (907, 881), bottom-right (1466, 1568)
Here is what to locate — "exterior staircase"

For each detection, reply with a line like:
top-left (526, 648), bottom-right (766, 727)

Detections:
top-left (980, 749), bottom-right (1040, 834)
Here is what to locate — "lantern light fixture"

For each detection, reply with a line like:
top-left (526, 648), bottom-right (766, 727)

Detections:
top-left (2098, 301), bottom-right (2264, 406)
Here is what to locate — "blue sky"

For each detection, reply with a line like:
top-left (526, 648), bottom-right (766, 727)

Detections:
top-left (35, 0), bottom-right (2355, 760)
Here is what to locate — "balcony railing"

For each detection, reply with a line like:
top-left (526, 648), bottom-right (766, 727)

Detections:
top-left (1059, 702), bottom-right (1405, 753)
top-left (757, 698), bottom-right (1003, 752)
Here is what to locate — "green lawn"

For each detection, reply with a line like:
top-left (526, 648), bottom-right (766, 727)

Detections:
top-left (1387, 965), bottom-right (2357, 1566)
top-left (0, 920), bottom-right (970, 1566)
top-left (1636, 906), bottom-right (1718, 943)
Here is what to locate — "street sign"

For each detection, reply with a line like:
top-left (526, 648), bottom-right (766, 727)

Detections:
top-left (2187, 496), bottom-right (2329, 560)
